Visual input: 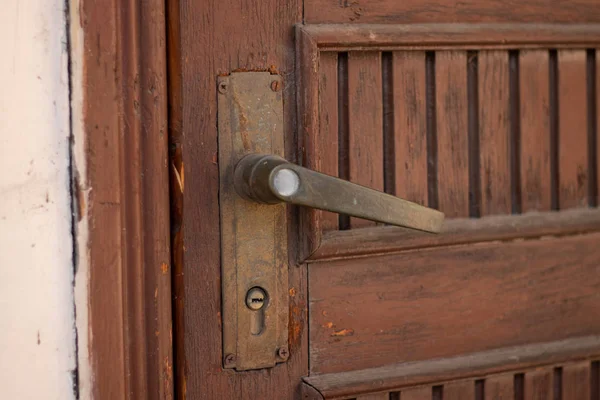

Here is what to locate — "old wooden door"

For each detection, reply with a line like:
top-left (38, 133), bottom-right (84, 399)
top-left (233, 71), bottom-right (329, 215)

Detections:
top-left (169, 1), bottom-right (600, 399)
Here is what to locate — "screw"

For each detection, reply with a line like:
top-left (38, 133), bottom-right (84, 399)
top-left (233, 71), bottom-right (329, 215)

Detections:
top-left (224, 353), bottom-right (236, 367)
top-left (246, 287), bottom-right (267, 311)
top-left (277, 347), bottom-right (289, 359)
top-left (270, 80), bottom-right (281, 92)
top-left (218, 81), bottom-right (228, 94)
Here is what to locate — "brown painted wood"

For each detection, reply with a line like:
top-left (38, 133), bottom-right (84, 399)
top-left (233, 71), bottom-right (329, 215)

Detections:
top-left (562, 362), bottom-right (591, 400)
top-left (81, 0), bottom-right (173, 398)
top-left (401, 386), bottom-right (431, 400)
top-left (356, 392), bottom-right (390, 400)
top-left (167, 0), bottom-right (306, 398)
top-left (303, 1), bottom-right (600, 24)
top-left (309, 208), bottom-right (600, 262)
top-left (484, 374), bottom-right (514, 400)
top-left (304, 336), bottom-right (600, 398)
top-left (520, 51), bottom-right (551, 212)
top-left (479, 51), bottom-right (510, 216)
top-left (318, 52), bottom-right (340, 231)
top-left (393, 51), bottom-right (428, 206)
top-left (436, 51), bottom-right (469, 217)
top-left (444, 380), bottom-right (475, 400)
top-left (524, 368), bottom-right (553, 400)
top-left (298, 24), bottom-right (600, 51)
top-left (309, 233), bottom-right (600, 374)
top-left (559, 50), bottom-right (588, 209)
top-left (348, 52), bottom-right (384, 228)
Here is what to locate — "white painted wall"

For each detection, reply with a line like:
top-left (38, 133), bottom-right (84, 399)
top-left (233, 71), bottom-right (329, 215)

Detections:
top-left (0, 1), bottom-right (77, 399)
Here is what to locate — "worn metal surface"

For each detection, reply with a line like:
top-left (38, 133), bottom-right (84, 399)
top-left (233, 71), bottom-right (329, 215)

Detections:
top-left (218, 72), bottom-right (288, 370)
top-left (234, 154), bottom-right (445, 233)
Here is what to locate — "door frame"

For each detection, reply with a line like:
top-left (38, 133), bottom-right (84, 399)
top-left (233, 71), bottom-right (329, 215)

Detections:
top-left (73, 0), bottom-right (173, 398)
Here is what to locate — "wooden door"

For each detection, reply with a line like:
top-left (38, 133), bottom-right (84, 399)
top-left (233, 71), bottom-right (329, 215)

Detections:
top-left (168, 1), bottom-right (600, 399)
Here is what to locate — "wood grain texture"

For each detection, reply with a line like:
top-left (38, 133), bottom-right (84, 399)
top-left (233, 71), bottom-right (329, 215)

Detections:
top-left (82, 0), bottom-right (173, 398)
top-left (562, 362), bottom-right (591, 400)
top-left (479, 51), bottom-right (510, 216)
top-left (520, 51), bottom-right (551, 212)
top-left (393, 51), bottom-right (428, 206)
top-left (558, 50), bottom-right (588, 209)
top-left (356, 392), bottom-right (390, 400)
top-left (524, 368), bottom-right (553, 400)
top-left (597, 50), bottom-right (600, 208)
top-left (303, 1), bottom-right (600, 24)
top-left (168, 0), bottom-right (306, 398)
top-left (444, 380), bottom-right (475, 400)
top-left (435, 51), bottom-right (469, 217)
top-left (484, 374), bottom-right (514, 400)
top-left (304, 337), bottom-right (600, 398)
top-left (309, 233), bottom-right (600, 374)
top-left (318, 52), bottom-right (340, 231)
top-left (401, 386), bottom-right (431, 400)
top-left (348, 52), bottom-right (384, 227)
top-left (309, 208), bottom-right (600, 262)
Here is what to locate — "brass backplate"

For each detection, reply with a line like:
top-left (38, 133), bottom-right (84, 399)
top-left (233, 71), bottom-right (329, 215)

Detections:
top-left (217, 72), bottom-right (288, 371)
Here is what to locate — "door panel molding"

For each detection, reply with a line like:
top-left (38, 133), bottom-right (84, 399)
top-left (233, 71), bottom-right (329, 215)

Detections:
top-left (308, 208), bottom-right (600, 262)
top-left (297, 23), bottom-right (600, 260)
top-left (304, 337), bottom-right (600, 398)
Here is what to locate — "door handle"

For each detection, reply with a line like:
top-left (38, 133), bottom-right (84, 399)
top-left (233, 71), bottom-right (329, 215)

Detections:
top-left (234, 153), bottom-right (445, 233)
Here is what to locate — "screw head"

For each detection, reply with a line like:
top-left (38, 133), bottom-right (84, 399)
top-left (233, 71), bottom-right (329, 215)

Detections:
top-left (224, 353), bottom-right (236, 367)
top-left (218, 81), bottom-right (228, 94)
top-left (277, 347), bottom-right (289, 359)
top-left (246, 287), bottom-right (267, 311)
top-left (270, 80), bottom-right (281, 92)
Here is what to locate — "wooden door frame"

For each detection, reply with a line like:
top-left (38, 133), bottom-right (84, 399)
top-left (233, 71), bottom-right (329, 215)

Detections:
top-left (75, 0), bottom-right (173, 398)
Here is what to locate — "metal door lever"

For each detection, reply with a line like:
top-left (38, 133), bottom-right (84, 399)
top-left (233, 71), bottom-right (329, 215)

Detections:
top-left (234, 153), bottom-right (445, 233)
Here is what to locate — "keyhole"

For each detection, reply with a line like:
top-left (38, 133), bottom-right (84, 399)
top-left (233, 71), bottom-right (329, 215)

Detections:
top-left (246, 287), bottom-right (268, 335)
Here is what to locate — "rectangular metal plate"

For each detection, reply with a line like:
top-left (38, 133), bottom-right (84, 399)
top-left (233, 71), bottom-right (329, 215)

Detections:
top-left (218, 72), bottom-right (288, 370)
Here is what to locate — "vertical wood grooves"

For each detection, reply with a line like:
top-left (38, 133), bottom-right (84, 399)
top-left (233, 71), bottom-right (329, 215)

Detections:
top-left (426, 52), bottom-right (438, 210)
top-left (588, 49), bottom-right (598, 207)
top-left (592, 361), bottom-right (600, 399)
top-left (475, 380), bottom-right (485, 400)
top-left (382, 52), bottom-right (395, 196)
top-left (514, 373), bottom-right (525, 400)
top-left (467, 51), bottom-right (481, 218)
top-left (509, 50), bottom-right (522, 214)
top-left (338, 52), bottom-right (350, 230)
top-left (549, 50), bottom-right (559, 210)
top-left (553, 367), bottom-right (562, 400)
top-left (432, 385), bottom-right (443, 400)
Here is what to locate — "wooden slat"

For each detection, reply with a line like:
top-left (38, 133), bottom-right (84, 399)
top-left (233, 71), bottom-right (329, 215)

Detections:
top-left (520, 50), bottom-right (551, 212)
top-left (562, 362), bottom-right (591, 400)
top-left (348, 52), bottom-right (384, 228)
top-left (444, 380), bottom-right (475, 400)
top-left (393, 51), bottom-right (428, 205)
top-left (436, 51), bottom-right (469, 217)
top-left (484, 374), bottom-right (514, 400)
top-left (318, 52), bottom-right (340, 231)
top-left (597, 50), bottom-right (600, 207)
top-left (558, 50), bottom-right (588, 209)
top-left (401, 386), bottom-right (431, 400)
top-left (524, 368), bottom-right (553, 400)
top-left (304, 336), bottom-right (600, 398)
top-left (309, 233), bottom-right (600, 374)
top-left (479, 51), bottom-right (510, 215)
top-left (303, 2), bottom-right (600, 24)
top-left (308, 208), bottom-right (600, 263)
top-left (356, 393), bottom-right (389, 400)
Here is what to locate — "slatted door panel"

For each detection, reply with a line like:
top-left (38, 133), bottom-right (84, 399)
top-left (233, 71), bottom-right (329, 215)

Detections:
top-left (311, 48), bottom-right (598, 234)
top-left (304, 360), bottom-right (600, 399)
